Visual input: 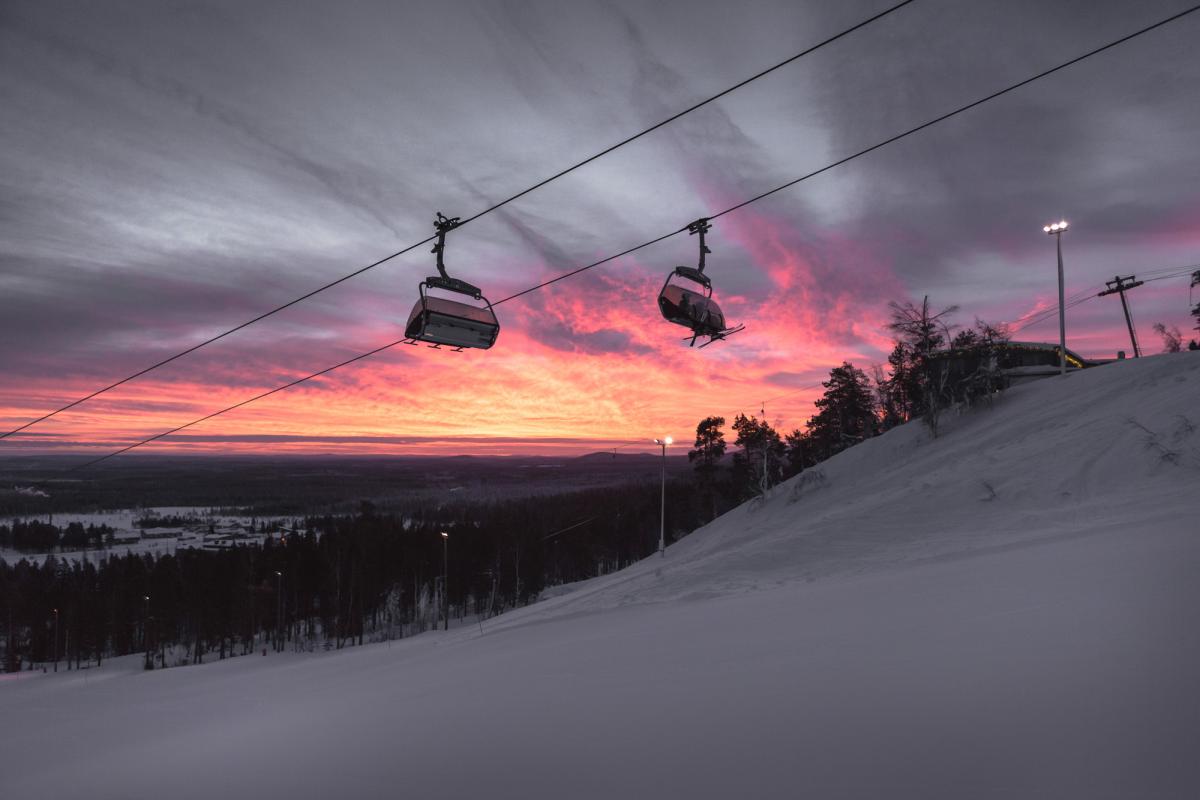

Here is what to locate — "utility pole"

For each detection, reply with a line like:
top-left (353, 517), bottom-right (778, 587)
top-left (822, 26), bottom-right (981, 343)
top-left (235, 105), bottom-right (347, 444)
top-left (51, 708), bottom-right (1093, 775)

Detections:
top-left (1043, 220), bottom-right (1070, 374)
top-left (1097, 275), bottom-right (1145, 357)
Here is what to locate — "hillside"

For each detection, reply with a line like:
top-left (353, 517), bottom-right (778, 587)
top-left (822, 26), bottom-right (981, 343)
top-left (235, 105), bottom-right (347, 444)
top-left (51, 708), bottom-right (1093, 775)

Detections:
top-left (1, 353), bottom-right (1197, 799)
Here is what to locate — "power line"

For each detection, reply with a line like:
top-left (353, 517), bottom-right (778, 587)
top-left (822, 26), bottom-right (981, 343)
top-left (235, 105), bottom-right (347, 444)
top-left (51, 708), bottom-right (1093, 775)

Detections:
top-left (1142, 265), bottom-right (1200, 283)
top-left (1009, 293), bottom-right (1097, 334)
top-left (1009, 265), bottom-right (1200, 335)
top-left (1, 1), bottom-right (915, 442)
top-left (542, 517), bottom-right (598, 542)
top-left (72, 338), bottom-right (409, 469)
top-left (53, 4), bottom-right (1200, 469)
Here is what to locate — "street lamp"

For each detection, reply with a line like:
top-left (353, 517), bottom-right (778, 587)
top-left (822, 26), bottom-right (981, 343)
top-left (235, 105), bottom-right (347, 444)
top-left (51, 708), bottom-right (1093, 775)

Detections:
top-left (653, 437), bottom-right (673, 557)
top-left (440, 532), bottom-right (449, 631)
top-left (1043, 219), bottom-right (1070, 375)
top-left (274, 571), bottom-right (283, 652)
top-left (142, 595), bottom-right (151, 670)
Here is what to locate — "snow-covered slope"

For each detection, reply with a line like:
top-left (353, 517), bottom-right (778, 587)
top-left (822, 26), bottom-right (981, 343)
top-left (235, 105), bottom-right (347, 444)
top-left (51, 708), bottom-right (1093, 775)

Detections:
top-left (2, 353), bottom-right (1197, 800)
top-left (495, 350), bottom-right (1199, 623)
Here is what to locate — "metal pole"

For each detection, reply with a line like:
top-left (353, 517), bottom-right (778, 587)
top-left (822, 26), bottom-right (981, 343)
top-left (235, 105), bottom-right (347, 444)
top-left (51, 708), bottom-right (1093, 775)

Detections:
top-left (275, 572), bottom-right (282, 652)
top-left (442, 534), bottom-right (449, 631)
top-left (1056, 232), bottom-right (1067, 375)
top-left (52, 608), bottom-right (58, 673)
top-left (762, 440), bottom-right (768, 496)
top-left (142, 596), bottom-right (151, 669)
top-left (659, 442), bottom-right (666, 558)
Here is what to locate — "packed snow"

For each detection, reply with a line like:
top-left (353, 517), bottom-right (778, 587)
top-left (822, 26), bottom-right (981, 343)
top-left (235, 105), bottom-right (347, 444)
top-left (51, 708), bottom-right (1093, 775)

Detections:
top-left (1, 353), bottom-right (1197, 799)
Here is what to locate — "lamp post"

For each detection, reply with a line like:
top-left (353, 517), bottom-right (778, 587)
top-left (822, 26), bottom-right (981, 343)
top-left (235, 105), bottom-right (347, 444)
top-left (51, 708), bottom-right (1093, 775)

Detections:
top-left (441, 531), bottom-right (449, 631)
top-left (52, 608), bottom-right (59, 673)
top-left (142, 595), bottom-right (151, 670)
top-left (1043, 220), bottom-right (1070, 375)
top-left (274, 571), bottom-right (283, 652)
top-left (653, 437), bottom-right (673, 557)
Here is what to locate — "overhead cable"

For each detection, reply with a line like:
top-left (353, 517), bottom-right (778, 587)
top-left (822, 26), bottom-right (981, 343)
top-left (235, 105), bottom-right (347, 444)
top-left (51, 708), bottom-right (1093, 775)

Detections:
top-left (1, 0), bottom-right (915, 441)
top-left (61, 4), bottom-right (1200, 468)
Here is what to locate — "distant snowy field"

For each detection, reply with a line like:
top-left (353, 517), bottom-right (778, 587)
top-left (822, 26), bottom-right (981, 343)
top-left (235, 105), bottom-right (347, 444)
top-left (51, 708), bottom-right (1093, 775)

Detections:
top-left (0, 507), bottom-right (289, 562)
top-left (2, 354), bottom-right (1197, 799)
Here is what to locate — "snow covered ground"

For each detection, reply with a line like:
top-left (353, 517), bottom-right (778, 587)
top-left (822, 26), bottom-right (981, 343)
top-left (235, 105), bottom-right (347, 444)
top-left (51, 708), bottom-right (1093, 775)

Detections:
top-left (0, 507), bottom-right (290, 562)
top-left (2, 353), bottom-right (1197, 799)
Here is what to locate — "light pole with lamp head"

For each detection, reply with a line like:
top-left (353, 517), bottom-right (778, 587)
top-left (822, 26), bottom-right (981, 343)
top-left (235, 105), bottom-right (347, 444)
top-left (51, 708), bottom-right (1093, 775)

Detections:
top-left (1043, 220), bottom-right (1070, 375)
top-left (653, 437), bottom-right (673, 557)
top-left (142, 595), bottom-right (151, 670)
top-left (441, 531), bottom-right (449, 631)
top-left (274, 571), bottom-right (283, 652)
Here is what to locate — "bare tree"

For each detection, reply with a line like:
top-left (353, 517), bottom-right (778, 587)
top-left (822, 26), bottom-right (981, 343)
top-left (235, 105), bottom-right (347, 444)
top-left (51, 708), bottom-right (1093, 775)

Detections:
top-left (1152, 322), bottom-right (1183, 353)
top-left (887, 296), bottom-right (959, 437)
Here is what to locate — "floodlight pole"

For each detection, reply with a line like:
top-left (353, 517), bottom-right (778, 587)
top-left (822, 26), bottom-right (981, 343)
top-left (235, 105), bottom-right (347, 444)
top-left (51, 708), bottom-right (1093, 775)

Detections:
top-left (52, 608), bottom-right (59, 673)
top-left (1056, 233), bottom-right (1066, 374)
top-left (1043, 221), bottom-right (1070, 375)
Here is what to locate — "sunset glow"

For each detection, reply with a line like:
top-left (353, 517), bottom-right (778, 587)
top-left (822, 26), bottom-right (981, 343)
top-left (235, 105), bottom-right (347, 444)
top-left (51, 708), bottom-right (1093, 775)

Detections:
top-left (3, 1), bottom-right (1198, 460)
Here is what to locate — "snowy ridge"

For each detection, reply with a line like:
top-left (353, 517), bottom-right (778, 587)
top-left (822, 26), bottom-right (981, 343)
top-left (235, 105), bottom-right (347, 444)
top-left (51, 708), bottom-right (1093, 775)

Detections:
top-left (490, 352), bottom-right (1199, 627)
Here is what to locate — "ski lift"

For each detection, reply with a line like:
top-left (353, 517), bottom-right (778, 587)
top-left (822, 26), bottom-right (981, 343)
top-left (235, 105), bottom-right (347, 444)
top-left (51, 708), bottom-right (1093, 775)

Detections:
top-left (657, 218), bottom-right (744, 347)
top-left (403, 213), bottom-right (500, 351)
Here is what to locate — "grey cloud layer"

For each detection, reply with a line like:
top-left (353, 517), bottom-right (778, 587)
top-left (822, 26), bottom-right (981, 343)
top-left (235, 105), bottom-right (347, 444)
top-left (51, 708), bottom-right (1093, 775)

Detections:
top-left (2, 0), bottom-right (1198, 402)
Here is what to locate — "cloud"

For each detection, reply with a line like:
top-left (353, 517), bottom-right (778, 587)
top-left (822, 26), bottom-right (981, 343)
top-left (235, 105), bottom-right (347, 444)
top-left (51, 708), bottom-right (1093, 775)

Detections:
top-left (3, 0), bottom-right (1198, 455)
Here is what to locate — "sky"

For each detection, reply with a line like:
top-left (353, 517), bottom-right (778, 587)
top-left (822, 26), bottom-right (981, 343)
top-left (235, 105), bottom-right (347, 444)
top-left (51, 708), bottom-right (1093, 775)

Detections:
top-left (1, 0), bottom-right (1198, 459)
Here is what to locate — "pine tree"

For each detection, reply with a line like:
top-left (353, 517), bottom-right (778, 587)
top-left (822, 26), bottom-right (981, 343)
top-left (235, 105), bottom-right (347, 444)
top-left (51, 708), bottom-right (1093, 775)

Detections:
top-left (688, 417), bottom-right (727, 473)
top-left (689, 417), bottom-right (727, 521)
top-left (801, 363), bottom-right (879, 461)
top-left (731, 414), bottom-right (785, 498)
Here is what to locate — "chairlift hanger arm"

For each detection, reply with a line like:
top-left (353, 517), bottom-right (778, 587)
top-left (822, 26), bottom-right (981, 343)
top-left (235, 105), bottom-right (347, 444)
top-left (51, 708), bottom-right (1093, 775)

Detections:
top-left (687, 218), bottom-right (712, 273)
top-left (425, 212), bottom-right (482, 297)
top-left (431, 212), bottom-right (461, 279)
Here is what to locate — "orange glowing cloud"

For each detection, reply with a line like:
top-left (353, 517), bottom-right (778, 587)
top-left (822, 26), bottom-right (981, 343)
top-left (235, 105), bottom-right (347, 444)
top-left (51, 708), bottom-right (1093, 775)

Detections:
top-left (1, 209), bottom-right (918, 459)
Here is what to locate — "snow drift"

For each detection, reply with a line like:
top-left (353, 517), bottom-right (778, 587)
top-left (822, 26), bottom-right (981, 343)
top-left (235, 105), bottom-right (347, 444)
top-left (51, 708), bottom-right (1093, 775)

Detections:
top-left (2, 353), bottom-right (1198, 799)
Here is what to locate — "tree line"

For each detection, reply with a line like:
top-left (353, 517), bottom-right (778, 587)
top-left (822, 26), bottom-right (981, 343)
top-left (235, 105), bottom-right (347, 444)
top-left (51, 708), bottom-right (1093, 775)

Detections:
top-left (685, 297), bottom-right (1012, 503)
top-left (1, 520), bottom-right (117, 553)
top-left (0, 297), bottom-right (1023, 674)
top-left (1, 480), bottom-right (713, 672)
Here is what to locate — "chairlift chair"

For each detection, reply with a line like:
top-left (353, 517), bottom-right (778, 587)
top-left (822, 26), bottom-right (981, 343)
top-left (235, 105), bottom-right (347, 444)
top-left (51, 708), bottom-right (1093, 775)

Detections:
top-left (657, 218), bottom-right (744, 347)
top-left (404, 213), bottom-right (500, 351)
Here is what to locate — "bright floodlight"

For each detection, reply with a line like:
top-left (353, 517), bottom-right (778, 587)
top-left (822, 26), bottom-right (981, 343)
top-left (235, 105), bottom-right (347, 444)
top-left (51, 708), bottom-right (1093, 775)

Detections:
top-left (1059, 220), bottom-right (1068, 228)
top-left (441, 531), bottom-right (449, 539)
top-left (1043, 225), bottom-right (1051, 232)
top-left (665, 436), bottom-right (673, 445)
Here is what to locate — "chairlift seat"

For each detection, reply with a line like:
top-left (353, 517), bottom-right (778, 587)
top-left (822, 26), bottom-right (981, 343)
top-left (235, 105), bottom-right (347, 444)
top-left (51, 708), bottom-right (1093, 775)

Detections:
top-left (658, 273), bottom-right (727, 336)
top-left (405, 291), bottom-right (499, 350)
